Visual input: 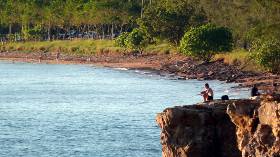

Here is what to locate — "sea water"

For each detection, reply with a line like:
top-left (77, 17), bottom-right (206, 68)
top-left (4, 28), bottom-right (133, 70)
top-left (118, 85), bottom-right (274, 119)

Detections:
top-left (0, 61), bottom-right (249, 157)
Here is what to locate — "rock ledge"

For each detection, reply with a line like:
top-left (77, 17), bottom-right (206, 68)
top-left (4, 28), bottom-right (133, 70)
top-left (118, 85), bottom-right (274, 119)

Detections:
top-left (156, 96), bottom-right (280, 157)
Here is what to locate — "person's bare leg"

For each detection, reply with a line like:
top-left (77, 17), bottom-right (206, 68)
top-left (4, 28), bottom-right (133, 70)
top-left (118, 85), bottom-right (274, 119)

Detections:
top-left (203, 93), bottom-right (207, 102)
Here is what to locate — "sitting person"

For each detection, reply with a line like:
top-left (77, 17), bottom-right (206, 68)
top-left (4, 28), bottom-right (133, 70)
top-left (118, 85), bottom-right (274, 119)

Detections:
top-left (221, 95), bottom-right (229, 100)
top-left (201, 83), bottom-right (214, 102)
top-left (250, 84), bottom-right (262, 100)
top-left (251, 84), bottom-right (260, 97)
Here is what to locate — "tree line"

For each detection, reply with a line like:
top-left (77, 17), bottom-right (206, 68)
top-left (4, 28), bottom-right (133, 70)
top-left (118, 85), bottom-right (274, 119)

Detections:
top-left (0, 0), bottom-right (279, 45)
top-left (0, 0), bottom-right (143, 41)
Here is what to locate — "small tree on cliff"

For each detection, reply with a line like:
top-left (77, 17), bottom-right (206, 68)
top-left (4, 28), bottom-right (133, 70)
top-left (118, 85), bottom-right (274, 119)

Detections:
top-left (180, 24), bottom-right (233, 62)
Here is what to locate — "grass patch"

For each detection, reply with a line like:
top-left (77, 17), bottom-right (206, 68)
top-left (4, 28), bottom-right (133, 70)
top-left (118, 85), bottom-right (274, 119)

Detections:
top-left (0, 39), bottom-right (178, 56)
top-left (0, 39), bottom-right (125, 56)
top-left (214, 49), bottom-right (263, 72)
top-left (145, 42), bottom-right (177, 54)
top-left (215, 49), bottom-right (249, 65)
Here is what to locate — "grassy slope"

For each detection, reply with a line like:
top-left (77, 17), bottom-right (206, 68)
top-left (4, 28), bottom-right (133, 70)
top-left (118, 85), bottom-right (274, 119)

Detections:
top-left (0, 39), bottom-right (177, 56)
top-left (0, 40), bottom-right (122, 56)
top-left (214, 49), bottom-right (263, 72)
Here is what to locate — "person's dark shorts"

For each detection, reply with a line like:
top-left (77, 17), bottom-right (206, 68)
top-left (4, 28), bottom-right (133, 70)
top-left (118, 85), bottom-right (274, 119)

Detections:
top-left (208, 96), bottom-right (213, 100)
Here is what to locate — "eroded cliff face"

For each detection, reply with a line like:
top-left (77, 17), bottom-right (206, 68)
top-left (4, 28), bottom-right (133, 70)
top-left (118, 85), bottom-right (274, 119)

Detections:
top-left (227, 95), bottom-right (280, 157)
top-left (156, 95), bottom-right (280, 157)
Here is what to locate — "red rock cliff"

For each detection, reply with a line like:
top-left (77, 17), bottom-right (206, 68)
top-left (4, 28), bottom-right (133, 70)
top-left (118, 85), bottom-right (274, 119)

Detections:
top-left (156, 95), bottom-right (280, 157)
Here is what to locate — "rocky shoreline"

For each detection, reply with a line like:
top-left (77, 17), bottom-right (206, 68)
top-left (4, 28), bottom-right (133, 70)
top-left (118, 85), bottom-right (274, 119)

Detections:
top-left (0, 50), bottom-right (279, 91)
top-left (1, 51), bottom-right (279, 157)
top-left (156, 94), bottom-right (280, 157)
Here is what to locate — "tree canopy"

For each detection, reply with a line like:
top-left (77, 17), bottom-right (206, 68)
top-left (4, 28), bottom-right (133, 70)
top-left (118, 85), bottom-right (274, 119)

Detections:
top-left (0, 0), bottom-right (279, 45)
top-left (0, 0), bottom-right (142, 40)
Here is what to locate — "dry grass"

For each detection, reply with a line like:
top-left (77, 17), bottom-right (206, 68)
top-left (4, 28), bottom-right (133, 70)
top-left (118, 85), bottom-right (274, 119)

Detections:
top-left (0, 39), bottom-right (124, 56)
top-left (145, 42), bottom-right (177, 54)
top-left (214, 49), bottom-right (263, 72)
top-left (0, 39), bottom-right (178, 56)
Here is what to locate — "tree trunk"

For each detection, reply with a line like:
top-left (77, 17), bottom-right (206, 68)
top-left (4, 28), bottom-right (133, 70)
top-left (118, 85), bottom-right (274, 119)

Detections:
top-left (107, 24), bottom-right (110, 37)
top-left (21, 24), bottom-right (25, 41)
top-left (48, 26), bottom-right (51, 41)
top-left (8, 24), bottom-right (12, 34)
top-left (141, 0), bottom-right (144, 18)
top-left (111, 23), bottom-right (114, 39)
top-left (48, 22), bottom-right (51, 41)
top-left (102, 25), bottom-right (105, 39)
top-left (120, 25), bottom-right (123, 34)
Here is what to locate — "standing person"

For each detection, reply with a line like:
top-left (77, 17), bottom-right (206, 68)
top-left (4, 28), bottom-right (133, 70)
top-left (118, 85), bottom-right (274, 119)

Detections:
top-left (39, 54), bottom-right (42, 63)
top-left (56, 52), bottom-right (60, 62)
top-left (201, 83), bottom-right (214, 102)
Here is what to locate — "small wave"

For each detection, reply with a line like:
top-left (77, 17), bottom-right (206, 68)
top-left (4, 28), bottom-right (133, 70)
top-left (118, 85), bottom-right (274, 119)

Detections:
top-left (141, 71), bottom-right (152, 75)
top-left (114, 67), bottom-right (129, 71)
top-left (134, 70), bottom-right (152, 75)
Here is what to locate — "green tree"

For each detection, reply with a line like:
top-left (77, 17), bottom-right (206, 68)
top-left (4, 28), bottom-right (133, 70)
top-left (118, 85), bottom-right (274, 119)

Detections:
top-left (22, 25), bottom-right (43, 41)
top-left (180, 24), bottom-right (233, 62)
top-left (125, 28), bottom-right (149, 53)
top-left (90, 0), bottom-right (141, 38)
top-left (138, 0), bottom-right (207, 44)
top-left (42, 0), bottom-right (65, 40)
top-left (198, 0), bottom-right (280, 47)
top-left (1, 0), bottom-right (21, 34)
top-left (19, 0), bottom-right (40, 37)
top-left (115, 32), bottom-right (129, 47)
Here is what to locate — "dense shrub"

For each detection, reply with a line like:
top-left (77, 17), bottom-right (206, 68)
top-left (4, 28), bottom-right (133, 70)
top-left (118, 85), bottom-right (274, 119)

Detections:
top-left (115, 32), bottom-right (129, 48)
top-left (250, 38), bottom-right (280, 73)
top-left (6, 33), bottom-right (21, 42)
top-left (180, 24), bottom-right (233, 62)
top-left (125, 28), bottom-right (149, 53)
top-left (22, 26), bottom-right (43, 41)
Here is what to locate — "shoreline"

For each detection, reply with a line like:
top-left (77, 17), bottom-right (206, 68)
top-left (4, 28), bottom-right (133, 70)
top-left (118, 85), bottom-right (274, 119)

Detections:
top-left (0, 56), bottom-right (163, 74)
top-left (0, 51), bottom-right (279, 92)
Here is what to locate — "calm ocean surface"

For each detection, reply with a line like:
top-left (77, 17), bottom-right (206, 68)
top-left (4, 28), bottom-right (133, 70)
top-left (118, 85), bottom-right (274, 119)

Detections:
top-left (0, 61), bottom-right (249, 157)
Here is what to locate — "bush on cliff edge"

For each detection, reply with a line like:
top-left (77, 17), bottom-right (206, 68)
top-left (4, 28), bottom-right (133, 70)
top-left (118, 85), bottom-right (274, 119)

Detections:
top-left (179, 24), bottom-right (233, 62)
top-left (250, 38), bottom-right (280, 73)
